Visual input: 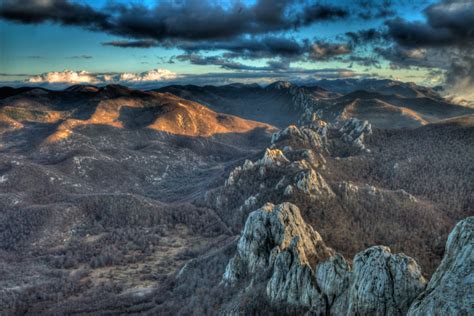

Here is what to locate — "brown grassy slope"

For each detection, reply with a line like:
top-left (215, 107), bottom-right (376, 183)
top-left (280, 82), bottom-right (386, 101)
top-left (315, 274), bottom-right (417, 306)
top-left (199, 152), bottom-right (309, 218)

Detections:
top-left (338, 98), bottom-right (428, 128)
top-left (0, 90), bottom-right (275, 143)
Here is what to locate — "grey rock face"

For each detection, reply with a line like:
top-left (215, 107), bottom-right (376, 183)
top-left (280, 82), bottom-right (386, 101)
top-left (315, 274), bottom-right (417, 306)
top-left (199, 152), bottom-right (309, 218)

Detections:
top-left (315, 253), bottom-right (351, 314)
top-left (294, 168), bottom-right (335, 198)
top-left (223, 202), bottom-right (429, 315)
top-left (223, 202), bottom-right (333, 310)
top-left (271, 124), bottom-right (325, 150)
top-left (407, 216), bottom-right (474, 315)
top-left (339, 118), bottom-right (372, 153)
top-left (346, 246), bottom-right (426, 316)
top-left (257, 148), bottom-right (290, 167)
top-left (266, 239), bottom-right (326, 311)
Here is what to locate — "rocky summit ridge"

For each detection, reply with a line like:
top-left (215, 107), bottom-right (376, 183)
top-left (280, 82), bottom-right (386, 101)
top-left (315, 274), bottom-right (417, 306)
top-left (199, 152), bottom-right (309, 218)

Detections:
top-left (199, 113), bottom-right (474, 314)
top-left (222, 203), bottom-right (473, 315)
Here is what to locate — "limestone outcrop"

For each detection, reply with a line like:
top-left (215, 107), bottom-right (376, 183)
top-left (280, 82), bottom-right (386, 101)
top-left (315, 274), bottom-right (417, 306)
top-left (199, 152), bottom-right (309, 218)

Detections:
top-left (294, 169), bottom-right (334, 198)
top-left (338, 118), bottom-right (372, 153)
top-left (223, 202), bottom-right (429, 315)
top-left (407, 216), bottom-right (474, 315)
top-left (271, 124), bottom-right (325, 151)
top-left (346, 246), bottom-right (426, 315)
top-left (222, 202), bottom-right (333, 312)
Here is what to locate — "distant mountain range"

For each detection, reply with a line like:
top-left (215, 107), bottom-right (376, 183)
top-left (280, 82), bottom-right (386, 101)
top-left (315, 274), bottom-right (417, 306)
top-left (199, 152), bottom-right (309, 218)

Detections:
top-left (158, 79), bottom-right (472, 128)
top-left (4, 78), bottom-right (470, 129)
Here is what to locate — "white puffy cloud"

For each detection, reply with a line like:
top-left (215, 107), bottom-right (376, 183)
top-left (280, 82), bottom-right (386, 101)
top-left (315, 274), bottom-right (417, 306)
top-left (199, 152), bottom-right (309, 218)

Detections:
top-left (26, 69), bottom-right (178, 85)
top-left (28, 70), bottom-right (99, 84)
top-left (118, 69), bottom-right (177, 82)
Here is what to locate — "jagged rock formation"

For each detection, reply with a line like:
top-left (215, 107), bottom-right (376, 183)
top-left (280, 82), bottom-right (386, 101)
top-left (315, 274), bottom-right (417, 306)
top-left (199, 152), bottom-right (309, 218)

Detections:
top-left (212, 116), bottom-right (367, 210)
top-left (208, 119), bottom-right (334, 229)
top-left (222, 202), bottom-right (334, 313)
top-left (258, 148), bottom-right (290, 167)
top-left (338, 117), bottom-right (373, 153)
top-left (204, 114), bottom-right (458, 278)
top-left (407, 216), bottom-right (474, 315)
top-left (345, 246), bottom-right (426, 315)
top-left (294, 169), bottom-right (334, 198)
top-left (271, 124), bottom-right (326, 152)
top-left (223, 202), bottom-right (428, 315)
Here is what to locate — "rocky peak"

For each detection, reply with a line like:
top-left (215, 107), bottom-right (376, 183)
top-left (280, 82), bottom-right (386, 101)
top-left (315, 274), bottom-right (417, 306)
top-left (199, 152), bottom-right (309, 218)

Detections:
top-left (338, 118), bottom-right (373, 153)
top-left (339, 117), bottom-right (372, 139)
top-left (223, 202), bottom-right (429, 314)
top-left (407, 216), bottom-right (474, 315)
top-left (308, 113), bottom-right (329, 135)
top-left (257, 148), bottom-right (290, 167)
top-left (223, 202), bottom-right (333, 279)
top-left (346, 246), bottom-right (426, 315)
top-left (294, 169), bottom-right (334, 198)
top-left (271, 125), bottom-right (305, 145)
top-left (222, 202), bottom-right (334, 311)
top-left (271, 124), bottom-right (325, 151)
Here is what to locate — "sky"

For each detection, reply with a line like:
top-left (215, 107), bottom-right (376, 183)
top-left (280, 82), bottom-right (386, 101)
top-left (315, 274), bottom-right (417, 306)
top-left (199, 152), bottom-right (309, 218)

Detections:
top-left (0, 0), bottom-right (473, 99)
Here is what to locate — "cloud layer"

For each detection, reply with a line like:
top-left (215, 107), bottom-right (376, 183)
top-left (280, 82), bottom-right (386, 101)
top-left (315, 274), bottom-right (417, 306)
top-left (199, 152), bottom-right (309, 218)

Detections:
top-left (27, 69), bottom-right (178, 85)
top-left (0, 0), bottom-right (348, 41)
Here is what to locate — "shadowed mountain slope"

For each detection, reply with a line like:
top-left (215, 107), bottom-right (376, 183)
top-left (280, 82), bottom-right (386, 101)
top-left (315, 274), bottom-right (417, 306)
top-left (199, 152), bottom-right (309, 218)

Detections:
top-left (157, 82), bottom-right (340, 128)
top-left (158, 81), bottom-right (473, 129)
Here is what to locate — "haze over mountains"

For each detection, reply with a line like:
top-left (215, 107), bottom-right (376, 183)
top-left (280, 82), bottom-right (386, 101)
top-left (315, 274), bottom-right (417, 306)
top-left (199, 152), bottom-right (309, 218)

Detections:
top-left (0, 79), bottom-right (473, 315)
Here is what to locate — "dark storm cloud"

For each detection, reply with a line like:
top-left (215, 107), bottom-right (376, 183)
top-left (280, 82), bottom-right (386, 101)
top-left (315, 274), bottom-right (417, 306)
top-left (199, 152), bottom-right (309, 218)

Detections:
top-left (444, 57), bottom-right (474, 82)
top-left (299, 4), bottom-right (349, 25)
top-left (386, 18), bottom-right (454, 48)
top-left (178, 37), bottom-right (308, 60)
top-left (309, 41), bottom-right (352, 61)
top-left (386, 0), bottom-right (474, 48)
top-left (345, 28), bottom-right (387, 46)
top-left (384, 0), bottom-right (474, 98)
top-left (176, 54), bottom-right (279, 71)
top-left (374, 46), bottom-right (435, 69)
top-left (106, 0), bottom-right (349, 41)
top-left (0, 0), bottom-right (110, 29)
top-left (176, 54), bottom-right (295, 72)
top-left (102, 40), bottom-right (159, 48)
top-left (0, 0), bottom-right (349, 42)
top-left (175, 37), bottom-right (354, 68)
